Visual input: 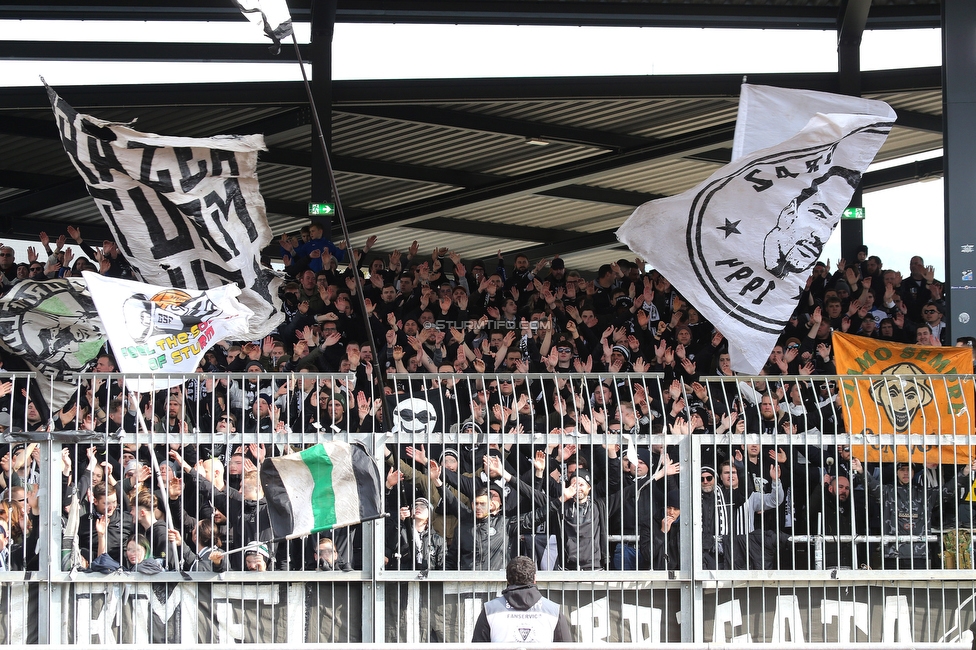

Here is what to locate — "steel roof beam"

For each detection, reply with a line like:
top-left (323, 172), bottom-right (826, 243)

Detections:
top-left (0, 69), bottom-right (939, 111)
top-left (539, 185), bottom-right (663, 207)
top-left (0, 82), bottom-right (308, 110)
top-left (893, 109), bottom-right (942, 134)
top-left (336, 2), bottom-right (939, 30)
top-left (332, 155), bottom-right (499, 187)
top-left (862, 156), bottom-right (943, 193)
top-left (224, 107), bottom-right (313, 137)
top-left (337, 105), bottom-right (647, 150)
top-left (0, 216), bottom-right (114, 244)
top-left (512, 228), bottom-right (625, 260)
top-left (0, 115), bottom-right (59, 140)
top-left (264, 198), bottom-right (567, 243)
top-left (344, 121), bottom-right (736, 231)
top-left (837, 0), bottom-right (872, 47)
top-left (334, 69), bottom-right (941, 105)
top-left (0, 179), bottom-right (87, 219)
top-left (0, 41), bottom-right (309, 62)
top-left (0, 1), bottom-right (938, 30)
top-left (0, 170), bottom-right (69, 190)
top-left (261, 149), bottom-right (500, 188)
top-left (404, 217), bottom-right (570, 242)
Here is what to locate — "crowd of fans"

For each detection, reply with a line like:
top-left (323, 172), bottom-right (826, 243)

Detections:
top-left (0, 223), bottom-right (971, 581)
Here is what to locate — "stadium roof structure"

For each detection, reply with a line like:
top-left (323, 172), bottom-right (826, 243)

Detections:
top-left (0, 0), bottom-right (944, 271)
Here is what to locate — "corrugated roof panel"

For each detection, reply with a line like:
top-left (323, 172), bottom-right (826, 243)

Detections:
top-left (348, 225), bottom-right (537, 261)
top-left (0, 188), bottom-right (25, 202)
top-left (586, 157), bottom-right (722, 195)
top-left (0, 135), bottom-right (78, 176)
top-left (560, 248), bottom-right (633, 274)
top-left (868, 90), bottom-right (942, 115)
top-left (432, 192), bottom-right (631, 232)
top-left (255, 164), bottom-right (310, 197)
top-left (331, 111), bottom-right (604, 176)
top-left (27, 197), bottom-right (102, 223)
top-left (444, 98), bottom-right (739, 139)
top-left (875, 127), bottom-right (942, 161)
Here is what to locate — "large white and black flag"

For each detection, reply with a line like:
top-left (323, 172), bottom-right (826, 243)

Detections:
top-left (0, 278), bottom-right (106, 415)
top-left (617, 85), bottom-right (895, 374)
top-left (46, 85), bottom-right (283, 341)
top-left (0, 278), bottom-right (104, 378)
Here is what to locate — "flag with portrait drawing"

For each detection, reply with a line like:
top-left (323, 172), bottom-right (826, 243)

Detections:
top-left (46, 84), bottom-right (283, 341)
top-left (0, 278), bottom-right (105, 415)
top-left (0, 278), bottom-right (104, 378)
top-left (83, 271), bottom-right (252, 379)
top-left (617, 84), bottom-right (895, 374)
top-left (833, 332), bottom-right (975, 465)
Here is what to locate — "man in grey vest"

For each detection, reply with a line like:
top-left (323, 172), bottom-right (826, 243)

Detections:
top-left (472, 555), bottom-right (573, 643)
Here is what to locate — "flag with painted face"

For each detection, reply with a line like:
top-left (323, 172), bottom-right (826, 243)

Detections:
top-left (617, 85), bottom-right (895, 374)
top-left (82, 271), bottom-right (252, 377)
top-left (0, 278), bottom-right (104, 378)
top-left (46, 85), bottom-right (283, 341)
top-left (834, 332), bottom-right (975, 465)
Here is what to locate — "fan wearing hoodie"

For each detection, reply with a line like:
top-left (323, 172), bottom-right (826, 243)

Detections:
top-left (472, 555), bottom-right (573, 643)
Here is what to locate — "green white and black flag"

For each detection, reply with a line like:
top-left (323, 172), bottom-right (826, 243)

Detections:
top-left (261, 442), bottom-right (384, 539)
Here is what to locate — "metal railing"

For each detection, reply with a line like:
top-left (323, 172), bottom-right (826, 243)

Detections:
top-left (0, 370), bottom-right (973, 645)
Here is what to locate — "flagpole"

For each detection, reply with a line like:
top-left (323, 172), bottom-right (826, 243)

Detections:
top-left (289, 35), bottom-right (390, 434)
top-left (127, 387), bottom-right (188, 575)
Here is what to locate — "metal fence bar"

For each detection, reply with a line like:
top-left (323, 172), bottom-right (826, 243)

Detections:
top-left (0, 371), bottom-right (974, 644)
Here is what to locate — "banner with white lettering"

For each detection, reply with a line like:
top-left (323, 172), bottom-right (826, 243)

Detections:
top-left (83, 272), bottom-right (252, 379)
top-left (46, 84), bottom-right (283, 340)
top-left (617, 87), bottom-right (894, 374)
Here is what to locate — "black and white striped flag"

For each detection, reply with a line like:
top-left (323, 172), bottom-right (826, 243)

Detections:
top-left (46, 85), bottom-right (283, 341)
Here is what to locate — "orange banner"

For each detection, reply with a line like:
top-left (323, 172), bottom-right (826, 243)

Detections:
top-left (833, 333), bottom-right (975, 464)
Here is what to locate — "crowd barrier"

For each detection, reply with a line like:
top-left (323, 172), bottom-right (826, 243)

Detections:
top-left (0, 370), bottom-right (972, 645)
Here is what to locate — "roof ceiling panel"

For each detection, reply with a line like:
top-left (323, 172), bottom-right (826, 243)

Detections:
top-left (434, 192), bottom-right (631, 230)
top-left (869, 90), bottom-right (943, 115)
top-left (0, 2), bottom-right (948, 271)
top-left (874, 127), bottom-right (942, 162)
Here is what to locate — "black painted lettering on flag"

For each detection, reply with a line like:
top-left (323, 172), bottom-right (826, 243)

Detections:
top-left (46, 84), bottom-right (283, 340)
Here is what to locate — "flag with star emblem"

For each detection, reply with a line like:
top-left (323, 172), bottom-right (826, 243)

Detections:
top-left (617, 85), bottom-right (895, 374)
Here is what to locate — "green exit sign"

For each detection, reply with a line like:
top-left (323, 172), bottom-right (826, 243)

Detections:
top-left (842, 207), bottom-right (865, 220)
top-left (308, 203), bottom-right (335, 216)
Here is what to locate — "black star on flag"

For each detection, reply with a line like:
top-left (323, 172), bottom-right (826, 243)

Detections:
top-left (716, 218), bottom-right (742, 238)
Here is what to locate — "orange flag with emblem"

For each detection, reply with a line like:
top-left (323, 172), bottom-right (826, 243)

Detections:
top-left (833, 332), bottom-right (975, 464)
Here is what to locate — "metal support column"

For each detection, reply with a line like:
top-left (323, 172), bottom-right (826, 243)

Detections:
top-left (943, 0), bottom-right (976, 341)
top-left (310, 0), bottom-right (337, 238)
top-left (837, 0), bottom-right (870, 262)
top-left (685, 434), bottom-right (703, 644)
